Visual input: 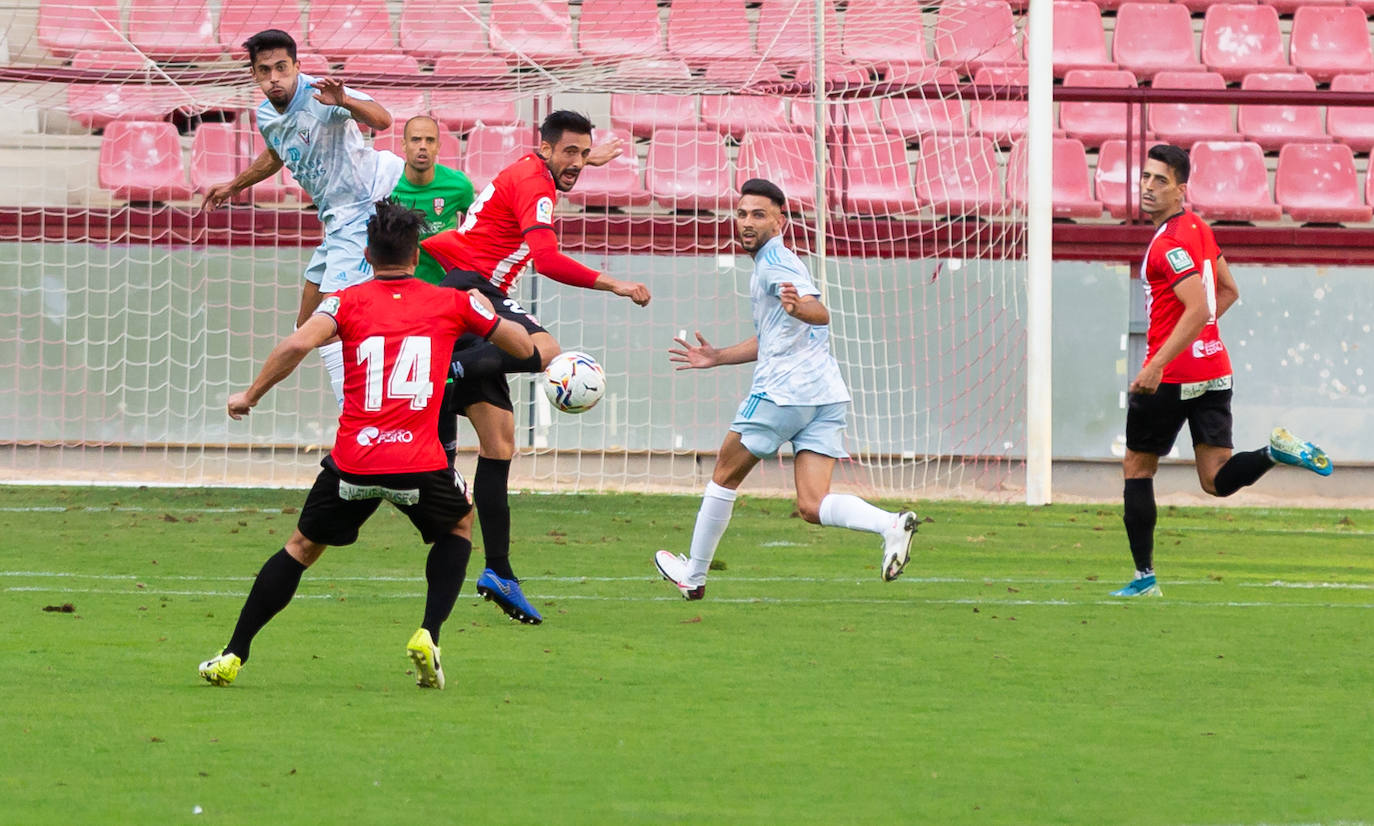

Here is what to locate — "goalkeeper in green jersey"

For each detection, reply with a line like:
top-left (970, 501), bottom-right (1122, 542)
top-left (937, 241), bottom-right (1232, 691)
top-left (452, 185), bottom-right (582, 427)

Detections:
top-left (390, 115), bottom-right (475, 284)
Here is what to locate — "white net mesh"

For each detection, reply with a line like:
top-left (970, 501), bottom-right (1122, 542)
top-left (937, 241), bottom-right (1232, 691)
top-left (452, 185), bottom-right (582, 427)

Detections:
top-left (0, 0), bottom-right (1029, 498)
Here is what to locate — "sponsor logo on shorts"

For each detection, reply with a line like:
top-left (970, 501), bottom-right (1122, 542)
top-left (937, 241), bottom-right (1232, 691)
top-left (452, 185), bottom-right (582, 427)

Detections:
top-left (356, 426), bottom-right (415, 446)
top-left (337, 480), bottom-right (420, 506)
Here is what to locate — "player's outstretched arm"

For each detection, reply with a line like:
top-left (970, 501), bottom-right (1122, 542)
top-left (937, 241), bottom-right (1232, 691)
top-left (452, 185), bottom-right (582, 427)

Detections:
top-left (593, 273), bottom-right (651, 306)
top-left (312, 76), bottom-right (392, 131)
top-left (227, 314), bottom-right (337, 419)
top-left (202, 148), bottom-right (284, 212)
top-left (525, 227), bottom-right (651, 305)
top-left (669, 332), bottom-right (758, 371)
top-left (779, 282), bottom-right (829, 325)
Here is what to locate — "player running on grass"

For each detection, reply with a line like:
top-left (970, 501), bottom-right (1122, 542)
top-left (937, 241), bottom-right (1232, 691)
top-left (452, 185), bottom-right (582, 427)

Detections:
top-left (419, 110), bottom-right (650, 625)
top-left (1113, 144), bottom-right (1332, 599)
top-left (197, 201), bottom-right (533, 689)
top-left (202, 28), bottom-right (403, 408)
top-left (653, 179), bottom-right (918, 600)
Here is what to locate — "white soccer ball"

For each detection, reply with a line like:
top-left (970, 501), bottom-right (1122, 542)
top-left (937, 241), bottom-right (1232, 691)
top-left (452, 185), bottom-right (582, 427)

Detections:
top-left (542, 351), bottom-right (606, 414)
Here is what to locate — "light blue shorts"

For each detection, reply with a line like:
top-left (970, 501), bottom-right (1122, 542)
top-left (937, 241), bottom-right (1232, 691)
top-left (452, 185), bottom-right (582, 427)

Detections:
top-left (729, 394), bottom-right (850, 459)
top-left (305, 217), bottom-right (373, 292)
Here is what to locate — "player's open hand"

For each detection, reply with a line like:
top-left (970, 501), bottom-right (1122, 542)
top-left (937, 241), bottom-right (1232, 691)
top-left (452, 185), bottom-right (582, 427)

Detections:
top-left (669, 332), bottom-right (718, 370)
top-left (201, 182), bottom-right (235, 212)
top-left (586, 137), bottom-right (624, 167)
top-left (311, 76), bottom-right (348, 107)
top-left (613, 280), bottom-right (651, 307)
top-left (227, 391), bottom-right (255, 420)
top-left (779, 282), bottom-right (801, 315)
top-left (1129, 363), bottom-right (1163, 395)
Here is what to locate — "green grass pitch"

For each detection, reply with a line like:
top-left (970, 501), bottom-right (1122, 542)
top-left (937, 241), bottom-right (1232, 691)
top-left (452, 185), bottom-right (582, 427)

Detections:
top-left (1, 484), bottom-right (1371, 825)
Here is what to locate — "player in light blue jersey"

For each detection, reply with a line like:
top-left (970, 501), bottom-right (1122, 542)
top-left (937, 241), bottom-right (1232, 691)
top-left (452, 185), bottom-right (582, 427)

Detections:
top-left (202, 29), bottom-right (404, 406)
top-left (654, 179), bottom-right (919, 600)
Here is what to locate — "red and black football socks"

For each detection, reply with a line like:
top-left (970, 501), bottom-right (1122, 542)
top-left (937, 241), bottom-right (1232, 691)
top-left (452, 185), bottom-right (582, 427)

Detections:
top-left (1212, 447), bottom-right (1276, 497)
top-left (224, 548), bottom-right (307, 663)
top-left (1122, 478), bottom-right (1156, 575)
top-left (474, 456), bottom-right (516, 580)
top-left (421, 534), bottom-right (472, 645)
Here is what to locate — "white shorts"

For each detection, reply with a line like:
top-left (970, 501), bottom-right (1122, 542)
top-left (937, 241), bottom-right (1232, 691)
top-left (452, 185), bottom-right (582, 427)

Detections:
top-left (729, 394), bottom-right (850, 459)
top-left (304, 217), bottom-right (373, 292)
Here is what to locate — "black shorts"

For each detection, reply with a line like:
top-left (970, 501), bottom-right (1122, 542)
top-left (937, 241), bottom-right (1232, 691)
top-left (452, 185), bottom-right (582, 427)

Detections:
top-left (296, 456), bottom-right (472, 546)
top-left (439, 268), bottom-right (547, 415)
top-left (1125, 384), bottom-right (1234, 455)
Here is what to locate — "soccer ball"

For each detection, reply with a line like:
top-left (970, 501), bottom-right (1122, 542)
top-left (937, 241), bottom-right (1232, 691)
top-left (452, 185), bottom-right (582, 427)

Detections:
top-left (542, 351), bottom-right (606, 414)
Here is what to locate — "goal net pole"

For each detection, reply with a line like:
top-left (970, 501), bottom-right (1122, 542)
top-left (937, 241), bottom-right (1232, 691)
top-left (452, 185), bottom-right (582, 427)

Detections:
top-left (1025, 0), bottom-right (1054, 505)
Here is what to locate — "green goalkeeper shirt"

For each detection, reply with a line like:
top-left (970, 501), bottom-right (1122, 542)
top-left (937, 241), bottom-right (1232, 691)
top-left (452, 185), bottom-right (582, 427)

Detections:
top-left (390, 164), bottom-right (475, 284)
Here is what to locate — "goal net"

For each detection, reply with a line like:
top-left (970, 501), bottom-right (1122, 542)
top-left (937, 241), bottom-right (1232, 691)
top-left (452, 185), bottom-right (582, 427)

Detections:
top-left (0, 0), bottom-right (1029, 499)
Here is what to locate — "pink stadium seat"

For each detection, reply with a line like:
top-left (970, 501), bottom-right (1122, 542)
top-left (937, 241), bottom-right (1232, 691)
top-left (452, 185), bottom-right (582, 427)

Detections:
top-left (127, 0), bottom-right (221, 62)
top-left (914, 136), bottom-right (1008, 216)
top-left (1149, 71), bottom-right (1237, 146)
top-left (1326, 73), bottom-right (1374, 152)
top-left (462, 124), bottom-right (535, 193)
top-left (646, 129), bottom-right (734, 210)
top-left (934, 0), bottom-right (1023, 77)
top-left (668, 0), bottom-right (756, 67)
top-left (38, 0), bottom-right (123, 58)
top-left (833, 133), bottom-right (919, 215)
top-left (431, 91), bottom-right (521, 133)
top-left (369, 89), bottom-right (428, 126)
top-left (878, 67), bottom-right (966, 141)
top-left (1007, 137), bottom-right (1102, 218)
top-left (71, 51), bottom-right (149, 71)
top-left (344, 53), bottom-right (421, 75)
top-left (1095, 0), bottom-right (1169, 10)
top-left (1059, 69), bottom-right (1141, 148)
top-left (1188, 140), bottom-right (1283, 222)
top-left (579, 0), bottom-right (666, 62)
top-left (703, 59), bottom-right (784, 86)
top-left (1034, 1), bottom-right (1115, 78)
top-left (1289, 6), bottom-right (1374, 84)
top-left (1176, 0), bottom-right (1256, 13)
top-left (757, 0), bottom-right (842, 71)
top-left (219, 0), bottom-right (301, 58)
top-left (1238, 72), bottom-right (1328, 151)
top-left (1113, 3), bottom-right (1202, 81)
top-left (432, 54), bottom-right (512, 79)
top-left (295, 53), bottom-right (333, 75)
top-left (1275, 142), bottom-right (1371, 223)
top-left (841, 0), bottom-right (928, 67)
top-left (969, 66), bottom-right (1029, 147)
top-left (400, 0), bottom-right (489, 61)
top-left (793, 62), bottom-right (872, 87)
top-left (371, 123), bottom-right (461, 170)
top-left (701, 95), bottom-right (790, 141)
top-left (99, 121), bottom-right (194, 202)
top-left (67, 85), bottom-right (177, 130)
top-left (564, 128), bottom-right (653, 208)
top-left (307, 0), bottom-right (395, 60)
top-left (191, 123), bottom-right (246, 199)
top-left (791, 101), bottom-right (882, 136)
top-left (1201, 4), bottom-right (1289, 84)
top-left (611, 94), bottom-right (697, 139)
top-left (736, 131), bottom-right (818, 211)
top-left (489, 0), bottom-right (580, 67)
top-left (1095, 139), bottom-right (1165, 219)
top-left (1269, 0), bottom-right (1347, 16)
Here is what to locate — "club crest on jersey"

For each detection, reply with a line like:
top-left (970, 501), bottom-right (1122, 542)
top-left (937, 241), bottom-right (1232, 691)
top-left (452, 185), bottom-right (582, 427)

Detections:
top-left (433, 197), bottom-right (445, 216)
top-left (536, 196), bottom-right (554, 224)
top-left (297, 129), bottom-right (310, 146)
top-left (1166, 247), bottom-right (1194, 274)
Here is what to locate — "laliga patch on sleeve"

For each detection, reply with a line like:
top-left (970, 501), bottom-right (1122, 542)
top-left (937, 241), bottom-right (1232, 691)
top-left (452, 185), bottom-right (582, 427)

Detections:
top-left (468, 293), bottom-right (496, 321)
top-left (1166, 247), bottom-right (1194, 274)
top-left (317, 295), bottom-right (341, 316)
top-left (535, 196), bottom-right (554, 224)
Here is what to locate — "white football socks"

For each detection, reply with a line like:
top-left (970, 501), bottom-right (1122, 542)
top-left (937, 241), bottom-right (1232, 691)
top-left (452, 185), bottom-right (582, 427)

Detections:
top-left (320, 340), bottom-right (345, 409)
top-left (686, 481), bottom-right (737, 584)
top-left (819, 493), bottom-right (895, 535)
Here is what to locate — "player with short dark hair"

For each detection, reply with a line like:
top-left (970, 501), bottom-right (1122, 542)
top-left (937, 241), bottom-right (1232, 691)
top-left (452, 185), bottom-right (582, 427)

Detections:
top-left (389, 115), bottom-right (475, 285)
top-left (196, 201), bottom-right (534, 689)
top-left (1113, 144), bottom-right (1332, 598)
top-left (653, 179), bottom-right (919, 599)
top-left (419, 110), bottom-right (650, 625)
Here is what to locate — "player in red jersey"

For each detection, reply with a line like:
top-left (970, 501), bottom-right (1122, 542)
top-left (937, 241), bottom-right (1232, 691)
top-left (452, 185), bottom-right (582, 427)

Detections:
top-left (420, 110), bottom-right (651, 624)
top-left (196, 201), bottom-right (534, 689)
top-left (1112, 144), bottom-right (1332, 598)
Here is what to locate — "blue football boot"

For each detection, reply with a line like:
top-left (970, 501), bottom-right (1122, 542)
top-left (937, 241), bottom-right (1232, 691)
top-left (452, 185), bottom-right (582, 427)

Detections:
top-left (475, 569), bottom-right (543, 625)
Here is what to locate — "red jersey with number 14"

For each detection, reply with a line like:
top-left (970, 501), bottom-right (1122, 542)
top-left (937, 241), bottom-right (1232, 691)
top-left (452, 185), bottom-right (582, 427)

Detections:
top-left (420, 153), bottom-right (557, 296)
top-left (317, 277), bottom-right (498, 475)
top-left (1142, 210), bottom-right (1232, 383)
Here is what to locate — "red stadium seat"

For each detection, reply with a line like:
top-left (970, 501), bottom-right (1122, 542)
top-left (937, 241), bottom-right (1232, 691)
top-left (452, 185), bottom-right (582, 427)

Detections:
top-left (841, 0), bottom-right (928, 68)
top-left (343, 53), bottom-right (421, 75)
top-left (462, 124), bottom-right (535, 193)
top-left (219, 0), bottom-right (302, 58)
top-left (1176, 0), bottom-right (1256, 13)
top-left (564, 128), bottom-right (653, 208)
top-left (1289, 6), bottom-right (1374, 84)
top-left (934, 0), bottom-right (1023, 77)
top-left (833, 133), bottom-right (919, 215)
top-left (1095, 0), bottom-right (1169, 10)
top-left (1201, 4), bottom-right (1289, 84)
top-left (914, 136), bottom-right (1008, 216)
top-left (668, 0), bottom-right (756, 67)
top-left (295, 53), bottom-right (333, 75)
top-left (127, 0), bottom-right (222, 62)
top-left (369, 89), bottom-right (428, 125)
top-left (1268, 0), bottom-right (1348, 16)
top-left (307, 0), bottom-right (395, 60)
top-left (371, 123), bottom-right (461, 170)
top-left (431, 91), bottom-right (521, 134)
top-left (793, 62), bottom-right (872, 87)
top-left (1187, 140), bottom-right (1283, 222)
top-left (190, 123), bottom-right (243, 197)
top-left (1149, 71), bottom-right (1237, 146)
top-left (579, 0), bottom-right (666, 62)
top-left (1326, 73), bottom-right (1374, 153)
top-left (400, 0), bottom-right (489, 61)
top-left (1276, 142), bottom-right (1372, 223)
top-left (38, 0), bottom-right (123, 58)
top-left (432, 54), bottom-right (512, 79)
top-left (791, 101), bottom-right (882, 136)
top-left (611, 94), bottom-right (697, 139)
top-left (1059, 69), bottom-right (1141, 148)
top-left (757, 0), bottom-right (842, 71)
top-left (1007, 136), bottom-right (1102, 218)
top-left (736, 131), bottom-right (817, 211)
top-left (1034, 1), bottom-right (1115, 78)
top-left (71, 50), bottom-right (149, 71)
top-left (701, 95), bottom-right (790, 141)
top-left (1113, 3), bottom-right (1202, 81)
top-left (67, 84), bottom-right (178, 130)
top-left (99, 121), bottom-right (194, 202)
top-left (878, 67), bottom-right (966, 141)
top-left (1095, 139), bottom-right (1165, 219)
top-left (646, 129), bottom-right (734, 210)
top-left (489, 0), bottom-right (579, 67)
top-left (969, 66), bottom-right (1029, 147)
top-left (703, 59), bottom-right (784, 86)
top-left (1237, 72), bottom-right (1327, 151)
